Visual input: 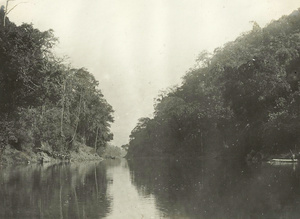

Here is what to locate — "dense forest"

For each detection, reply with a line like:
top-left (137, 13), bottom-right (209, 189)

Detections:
top-left (0, 8), bottom-right (114, 158)
top-left (127, 9), bottom-right (300, 160)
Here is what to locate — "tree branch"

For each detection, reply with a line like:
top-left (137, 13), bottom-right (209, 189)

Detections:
top-left (6, 2), bottom-right (27, 15)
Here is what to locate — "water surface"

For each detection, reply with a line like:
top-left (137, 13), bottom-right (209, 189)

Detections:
top-left (0, 158), bottom-right (300, 218)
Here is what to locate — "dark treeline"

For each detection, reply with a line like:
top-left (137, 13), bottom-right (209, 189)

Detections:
top-left (127, 9), bottom-right (300, 159)
top-left (0, 9), bottom-right (114, 156)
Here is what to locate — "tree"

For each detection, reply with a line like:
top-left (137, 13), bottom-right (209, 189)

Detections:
top-left (127, 9), bottom-right (300, 158)
top-left (0, 14), bottom-right (114, 154)
top-left (2, 0), bottom-right (27, 27)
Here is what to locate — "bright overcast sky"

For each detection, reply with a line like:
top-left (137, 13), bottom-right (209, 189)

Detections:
top-left (3, 0), bottom-right (300, 146)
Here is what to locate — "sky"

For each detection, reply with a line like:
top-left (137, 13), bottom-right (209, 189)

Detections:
top-left (3, 0), bottom-right (300, 146)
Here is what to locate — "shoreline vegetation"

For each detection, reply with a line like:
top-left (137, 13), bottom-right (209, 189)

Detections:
top-left (127, 8), bottom-right (300, 162)
top-left (0, 8), bottom-right (115, 165)
top-left (0, 142), bottom-right (126, 165)
top-left (2, 6), bottom-right (300, 165)
top-left (1, 143), bottom-right (102, 165)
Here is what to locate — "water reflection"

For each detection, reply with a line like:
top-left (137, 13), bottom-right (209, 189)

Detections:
top-left (128, 158), bottom-right (300, 219)
top-left (1, 159), bottom-right (300, 219)
top-left (103, 159), bottom-right (162, 219)
top-left (0, 162), bottom-right (110, 219)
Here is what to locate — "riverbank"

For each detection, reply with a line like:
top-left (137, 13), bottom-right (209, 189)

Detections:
top-left (0, 142), bottom-right (102, 166)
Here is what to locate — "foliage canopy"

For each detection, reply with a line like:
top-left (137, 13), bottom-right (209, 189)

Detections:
top-left (0, 9), bottom-right (114, 154)
top-left (127, 9), bottom-right (300, 158)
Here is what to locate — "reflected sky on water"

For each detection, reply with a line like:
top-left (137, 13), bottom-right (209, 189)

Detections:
top-left (103, 159), bottom-right (162, 219)
top-left (1, 158), bottom-right (300, 218)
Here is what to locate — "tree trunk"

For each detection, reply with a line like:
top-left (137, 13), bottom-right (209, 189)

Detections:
top-left (4, 0), bottom-right (26, 26)
top-left (70, 92), bottom-right (82, 143)
top-left (60, 80), bottom-right (66, 137)
top-left (3, 1), bottom-right (8, 26)
top-left (94, 126), bottom-right (99, 151)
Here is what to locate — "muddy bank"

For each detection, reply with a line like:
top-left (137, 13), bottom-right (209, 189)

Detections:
top-left (0, 143), bottom-right (102, 165)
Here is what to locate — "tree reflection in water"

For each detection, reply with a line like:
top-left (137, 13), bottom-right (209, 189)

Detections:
top-left (103, 159), bottom-right (163, 219)
top-left (0, 162), bottom-right (111, 219)
top-left (128, 158), bottom-right (300, 219)
top-left (1, 159), bottom-right (300, 219)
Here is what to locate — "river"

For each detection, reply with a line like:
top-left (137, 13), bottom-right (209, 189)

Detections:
top-left (0, 158), bottom-right (300, 219)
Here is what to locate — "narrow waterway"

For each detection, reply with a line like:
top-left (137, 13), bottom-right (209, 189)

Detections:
top-left (0, 158), bottom-right (300, 218)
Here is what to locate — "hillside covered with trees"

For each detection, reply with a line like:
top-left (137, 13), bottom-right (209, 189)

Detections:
top-left (127, 9), bottom-right (300, 160)
top-left (0, 8), bottom-right (114, 161)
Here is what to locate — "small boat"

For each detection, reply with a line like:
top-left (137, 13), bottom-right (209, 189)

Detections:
top-left (269, 158), bottom-right (298, 163)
